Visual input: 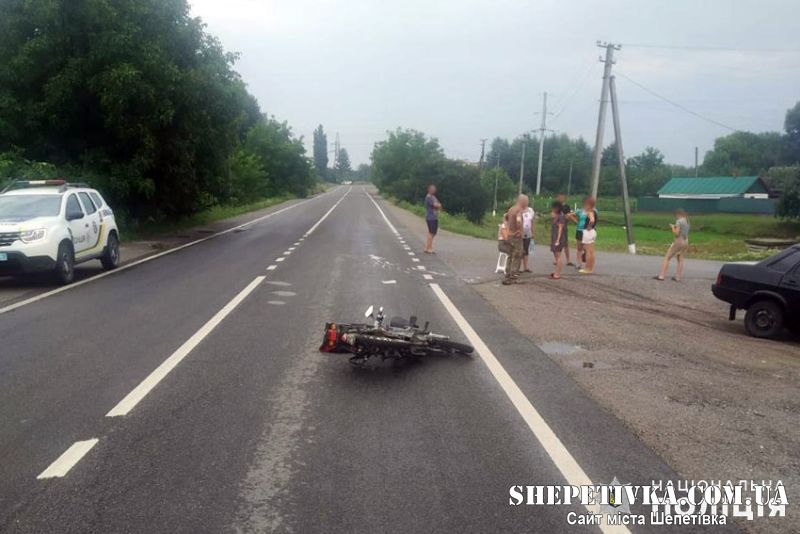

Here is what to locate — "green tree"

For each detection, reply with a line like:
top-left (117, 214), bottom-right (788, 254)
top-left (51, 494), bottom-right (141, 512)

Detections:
top-left (481, 167), bottom-right (516, 209)
top-left (0, 0), bottom-right (308, 221)
top-left (313, 125), bottom-right (329, 180)
top-left (784, 101), bottom-right (800, 165)
top-left (335, 147), bottom-right (352, 180)
top-left (702, 132), bottom-right (784, 176)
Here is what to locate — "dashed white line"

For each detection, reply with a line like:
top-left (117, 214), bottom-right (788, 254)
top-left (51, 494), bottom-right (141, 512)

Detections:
top-left (382, 280), bottom-right (397, 285)
top-left (266, 265), bottom-right (277, 271)
top-left (276, 257), bottom-right (286, 262)
top-left (106, 276), bottom-right (266, 417)
top-left (288, 247), bottom-right (296, 251)
top-left (412, 258), bottom-right (420, 263)
top-left (0, 187), bottom-right (343, 316)
top-left (282, 251), bottom-right (291, 256)
top-left (362, 187), bottom-right (399, 235)
top-left (417, 265), bottom-right (426, 271)
top-left (423, 274), bottom-right (434, 280)
top-left (408, 252), bottom-right (415, 256)
top-left (428, 283), bottom-right (629, 534)
top-left (37, 439), bottom-right (99, 479)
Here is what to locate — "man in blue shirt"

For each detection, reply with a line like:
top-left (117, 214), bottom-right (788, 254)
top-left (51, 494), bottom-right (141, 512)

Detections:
top-left (424, 184), bottom-right (442, 254)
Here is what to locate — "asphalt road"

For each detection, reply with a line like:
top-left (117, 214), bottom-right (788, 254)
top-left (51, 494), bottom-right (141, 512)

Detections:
top-left (0, 186), bottom-right (734, 533)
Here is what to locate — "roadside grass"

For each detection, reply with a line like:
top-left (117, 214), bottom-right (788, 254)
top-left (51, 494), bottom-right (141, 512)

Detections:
top-left (120, 194), bottom-right (295, 241)
top-left (390, 198), bottom-right (800, 261)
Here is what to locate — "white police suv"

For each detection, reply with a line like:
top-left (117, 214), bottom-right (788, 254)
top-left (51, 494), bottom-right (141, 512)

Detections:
top-left (0, 180), bottom-right (120, 284)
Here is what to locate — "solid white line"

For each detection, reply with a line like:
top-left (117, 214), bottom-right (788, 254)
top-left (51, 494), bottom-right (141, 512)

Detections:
top-left (361, 187), bottom-right (399, 234)
top-left (428, 283), bottom-right (629, 534)
top-left (37, 439), bottom-right (99, 479)
top-left (106, 276), bottom-right (266, 417)
top-left (304, 187), bottom-right (351, 236)
top-left (266, 265), bottom-right (277, 271)
top-left (0, 187), bottom-right (344, 316)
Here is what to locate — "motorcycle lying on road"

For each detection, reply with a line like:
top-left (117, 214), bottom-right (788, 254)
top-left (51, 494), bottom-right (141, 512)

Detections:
top-left (319, 305), bottom-right (474, 366)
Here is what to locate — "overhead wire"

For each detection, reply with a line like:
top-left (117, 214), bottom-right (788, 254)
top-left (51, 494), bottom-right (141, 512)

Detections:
top-left (614, 71), bottom-right (741, 132)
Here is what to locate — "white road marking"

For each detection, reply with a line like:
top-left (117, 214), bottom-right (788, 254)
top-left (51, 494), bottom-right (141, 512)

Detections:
top-left (282, 251), bottom-right (291, 256)
top-left (423, 274), bottom-right (434, 280)
top-left (412, 258), bottom-right (420, 263)
top-left (267, 301), bottom-right (286, 306)
top-left (106, 276), bottom-right (266, 417)
top-left (288, 247), bottom-right (296, 251)
top-left (428, 283), bottom-right (629, 534)
top-left (293, 242), bottom-right (300, 246)
top-left (0, 187), bottom-right (344, 316)
top-left (271, 290), bottom-right (296, 297)
top-left (304, 187), bottom-right (351, 236)
top-left (276, 257), bottom-right (285, 262)
top-left (403, 246), bottom-right (411, 250)
top-left (265, 281), bottom-right (292, 286)
top-left (361, 187), bottom-right (399, 235)
top-left (37, 439), bottom-right (99, 479)
top-left (266, 265), bottom-right (277, 271)
top-left (417, 265), bottom-right (426, 271)
top-left (381, 280), bottom-right (397, 285)
top-left (408, 251), bottom-right (415, 256)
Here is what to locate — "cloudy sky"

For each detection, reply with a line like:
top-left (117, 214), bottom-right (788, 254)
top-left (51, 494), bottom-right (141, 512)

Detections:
top-left (190, 0), bottom-right (800, 166)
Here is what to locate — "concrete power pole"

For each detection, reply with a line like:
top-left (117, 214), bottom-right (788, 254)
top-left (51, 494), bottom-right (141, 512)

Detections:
top-left (333, 132), bottom-right (340, 170)
top-left (694, 146), bottom-right (699, 177)
top-left (535, 92), bottom-right (550, 195)
top-left (590, 42), bottom-right (620, 198)
top-left (492, 153), bottom-right (500, 217)
top-left (609, 75), bottom-right (636, 255)
top-left (518, 140), bottom-right (526, 195)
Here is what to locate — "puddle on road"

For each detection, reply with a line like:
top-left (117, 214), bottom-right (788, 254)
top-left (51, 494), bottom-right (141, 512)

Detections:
top-left (539, 341), bottom-right (582, 355)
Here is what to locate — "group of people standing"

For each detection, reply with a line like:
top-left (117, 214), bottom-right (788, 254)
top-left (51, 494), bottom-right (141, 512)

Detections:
top-left (499, 193), bottom-right (599, 284)
top-left (422, 183), bottom-right (691, 284)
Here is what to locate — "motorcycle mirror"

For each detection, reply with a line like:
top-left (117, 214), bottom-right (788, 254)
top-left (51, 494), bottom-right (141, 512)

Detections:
top-left (364, 305), bottom-right (374, 318)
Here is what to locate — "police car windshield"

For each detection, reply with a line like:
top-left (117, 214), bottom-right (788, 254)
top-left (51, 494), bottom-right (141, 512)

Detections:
top-left (0, 195), bottom-right (62, 218)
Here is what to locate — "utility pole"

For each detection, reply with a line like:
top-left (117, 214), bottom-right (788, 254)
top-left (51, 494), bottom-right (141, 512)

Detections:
top-left (609, 75), bottom-right (635, 255)
top-left (535, 92), bottom-right (551, 196)
top-left (479, 138), bottom-right (487, 171)
top-left (590, 42), bottom-right (620, 198)
top-left (694, 146), bottom-right (699, 177)
top-left (333, 132), bottom-right (340, 170)
top-left (567, 160), bottom-right (574, 197)
top-left (492, 153), bottom-right (500, 217)
top-left (518, 140), bottom-right (526, 195)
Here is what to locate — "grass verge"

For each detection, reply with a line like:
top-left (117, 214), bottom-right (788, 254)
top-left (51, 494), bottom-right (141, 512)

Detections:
top-left (390, 198), bottom-right (800, 262)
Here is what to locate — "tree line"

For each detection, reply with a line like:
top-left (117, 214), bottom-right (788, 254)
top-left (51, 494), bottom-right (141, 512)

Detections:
top-left (370, 100), bottom-right (800, 222)
top-left (0, 0), bottom-right (316, 226)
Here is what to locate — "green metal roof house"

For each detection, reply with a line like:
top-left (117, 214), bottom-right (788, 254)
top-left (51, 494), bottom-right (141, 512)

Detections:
top-left (657, 176), bottom-right (770, 199)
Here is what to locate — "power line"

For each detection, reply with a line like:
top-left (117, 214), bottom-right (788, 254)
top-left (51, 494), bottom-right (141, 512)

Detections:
top-left (620, 43), bottom-right (800, 53)
top-left (615, 71), bottom-right (741, 132)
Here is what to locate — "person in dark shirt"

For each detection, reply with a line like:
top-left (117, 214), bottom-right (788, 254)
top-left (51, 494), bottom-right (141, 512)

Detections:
top-left (424, 184), bottom-right (442, 254)
top-left (556, 193), bottom-right (574, 267)
top-left (549, 201), bottom-right (566, 280)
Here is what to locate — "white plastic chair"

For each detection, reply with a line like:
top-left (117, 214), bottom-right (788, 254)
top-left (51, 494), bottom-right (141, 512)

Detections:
top-left (495, 252), bottom-right (508, 273)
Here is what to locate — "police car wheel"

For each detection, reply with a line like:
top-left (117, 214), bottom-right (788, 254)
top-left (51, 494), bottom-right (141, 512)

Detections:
top-left (54, 241), bottom-right (75, 285)
top-left (101, 232), bottom-right (120, 270)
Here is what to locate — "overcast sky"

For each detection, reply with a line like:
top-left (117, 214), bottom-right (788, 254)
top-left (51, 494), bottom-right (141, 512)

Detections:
top-left (190, 0), bottom-right (800, 167)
